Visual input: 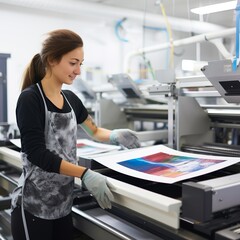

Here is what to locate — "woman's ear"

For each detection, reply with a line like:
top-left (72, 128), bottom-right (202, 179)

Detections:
top-left (47, 57), bottom-right (57, 67)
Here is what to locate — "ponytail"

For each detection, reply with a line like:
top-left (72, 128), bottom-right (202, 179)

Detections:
top-left (21, 53), bottom-right (45, 91)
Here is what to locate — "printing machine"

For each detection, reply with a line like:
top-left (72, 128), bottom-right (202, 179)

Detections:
top-left (0, 144), bottom-right (21, 240)
top-left (1, 136), bottom-right (240, 240)
top-left (1, 64), bottom-right (240, 239)
top-left (72, 66), bottom-right (240, 239)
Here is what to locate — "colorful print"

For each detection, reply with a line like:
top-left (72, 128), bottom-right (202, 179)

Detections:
top-left (118, 152), bottom-right (225, 178)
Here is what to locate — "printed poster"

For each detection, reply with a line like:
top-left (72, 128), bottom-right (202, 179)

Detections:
top-left (92, 145), bottom-right (240, 183)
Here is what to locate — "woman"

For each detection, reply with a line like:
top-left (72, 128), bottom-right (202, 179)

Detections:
top-left (11, 29), bottom-right (140, 240)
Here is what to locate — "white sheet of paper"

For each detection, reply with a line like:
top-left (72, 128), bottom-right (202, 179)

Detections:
top-left (10, 139), bottom-right (21, 148)
top-left (10, 138), bottom-right (120, 157)
top-left (92, 145), bottom-right (240, 184)
top-left (77, 139), bottom-right (120, 157)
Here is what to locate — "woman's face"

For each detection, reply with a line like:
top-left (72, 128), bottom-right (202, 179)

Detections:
top-left (50, 47), bottom-right (84, 85)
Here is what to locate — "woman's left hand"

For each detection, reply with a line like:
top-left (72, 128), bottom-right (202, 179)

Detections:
top-left (110, 129), bottom-right (140, 149)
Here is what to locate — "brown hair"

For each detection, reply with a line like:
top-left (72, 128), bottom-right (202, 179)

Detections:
top-left (21, 29), bottom-right (84, 91)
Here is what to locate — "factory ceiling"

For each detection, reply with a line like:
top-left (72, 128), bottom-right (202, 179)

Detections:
top-left (74, 0), bottom-right (236, 28)
top-left (0, 0), bottom-right (236, 37)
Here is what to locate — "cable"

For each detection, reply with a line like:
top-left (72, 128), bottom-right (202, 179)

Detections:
top-left (233, 2), bottom-right (240, 71)
top-left (140, 0), bottom-right (156, 80)
top-left (114, 17), bottom-right (129, 43)
top-left (159, 2), bottom-right (174, 68)
top-left (143, 25), bottom-right (170, 69)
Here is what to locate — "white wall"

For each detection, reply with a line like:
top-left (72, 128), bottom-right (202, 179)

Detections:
top-left (0, 3), bottom-right (233, 123)
top-left (0, 7), bottom-right (125, 123)
top-left (0, 5), bottom-right (168, 123)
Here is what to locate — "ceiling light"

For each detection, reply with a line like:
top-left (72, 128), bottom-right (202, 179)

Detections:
top-left (191, 1), bottom-right (237, 15)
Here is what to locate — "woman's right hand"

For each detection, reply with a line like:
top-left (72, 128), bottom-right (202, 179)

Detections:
top-left (81, 169), bottom-right (114, 209)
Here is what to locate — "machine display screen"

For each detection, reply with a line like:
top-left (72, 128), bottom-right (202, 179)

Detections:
top-left (220, 80), bottom-right (240, 95)
top-left (121, 88), bottom-right (141, 98)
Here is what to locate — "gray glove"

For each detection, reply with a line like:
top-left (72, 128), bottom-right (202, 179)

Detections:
top-left (110, 129), bottom-right (140, 149)
top-left (81, 169), bottom-right (114, 209)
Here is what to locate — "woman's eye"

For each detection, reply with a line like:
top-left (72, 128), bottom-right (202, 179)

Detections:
top-left (70, 62), bottom-right (76, 65)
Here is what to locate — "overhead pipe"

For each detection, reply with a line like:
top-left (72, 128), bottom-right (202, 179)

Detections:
top-left (210, 38), bottom-right (233, 59)
top-left (123, 28), bottom-right (235, 73)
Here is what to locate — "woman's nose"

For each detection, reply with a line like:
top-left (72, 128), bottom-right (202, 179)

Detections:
top-left (74, 65), bottom-right (81, 75)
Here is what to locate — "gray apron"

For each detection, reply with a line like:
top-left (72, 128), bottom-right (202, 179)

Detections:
top-left (11, 83), bottom-right (77, 220)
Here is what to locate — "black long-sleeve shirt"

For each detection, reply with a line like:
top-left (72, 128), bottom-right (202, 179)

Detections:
top-left (16, 82), bottom-right (88, 173)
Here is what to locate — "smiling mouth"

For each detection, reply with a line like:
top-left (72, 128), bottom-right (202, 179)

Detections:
top-left (69, 75), bottom-right (76, 80)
